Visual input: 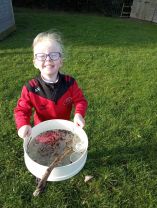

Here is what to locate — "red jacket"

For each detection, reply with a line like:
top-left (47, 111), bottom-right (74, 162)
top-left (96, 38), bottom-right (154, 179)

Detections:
top-left (14, 73), bottom-right (88, 130)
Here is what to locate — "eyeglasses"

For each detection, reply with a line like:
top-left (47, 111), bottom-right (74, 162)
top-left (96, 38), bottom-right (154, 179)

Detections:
top-left (35, 52), bottom-right (61, 61)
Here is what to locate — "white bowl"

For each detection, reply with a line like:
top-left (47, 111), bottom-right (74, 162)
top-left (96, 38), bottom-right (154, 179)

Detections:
top-left (23, 119), bottom-right (88, 181)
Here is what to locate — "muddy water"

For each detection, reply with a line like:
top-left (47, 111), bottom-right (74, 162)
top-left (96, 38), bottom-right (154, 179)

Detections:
top-left (27, 129), bottom-right (83, 166)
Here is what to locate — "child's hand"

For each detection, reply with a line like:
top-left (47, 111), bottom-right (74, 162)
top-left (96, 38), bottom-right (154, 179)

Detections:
top-left (18, 125), bottom-right (32, 139)
top-left (74, 113), bottom-right (85, 128)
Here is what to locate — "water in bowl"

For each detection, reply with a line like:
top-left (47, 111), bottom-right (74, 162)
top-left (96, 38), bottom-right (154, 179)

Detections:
top-left (27, 129), bottom-right (85, 166)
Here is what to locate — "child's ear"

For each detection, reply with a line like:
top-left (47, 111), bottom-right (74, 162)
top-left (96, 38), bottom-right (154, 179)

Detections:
top-left (33, 59), bottom-right (38, 69)
top-left (60, 59), bottom-right (63, 67)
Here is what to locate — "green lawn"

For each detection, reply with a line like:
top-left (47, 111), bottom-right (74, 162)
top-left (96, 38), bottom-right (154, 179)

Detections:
top-left (1, 7), bottom-right (157, 208)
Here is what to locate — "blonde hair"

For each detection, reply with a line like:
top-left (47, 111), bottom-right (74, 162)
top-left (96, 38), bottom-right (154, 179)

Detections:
top-left (32, 31), bottom-right (64, 56)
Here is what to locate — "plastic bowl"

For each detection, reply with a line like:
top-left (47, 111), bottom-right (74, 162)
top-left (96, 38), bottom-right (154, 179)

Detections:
top-left (23, 119), bottom-right (88, 181)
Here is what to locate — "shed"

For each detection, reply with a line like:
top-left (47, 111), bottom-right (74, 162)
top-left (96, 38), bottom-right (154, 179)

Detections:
top-left (0, 0), bottom-right (16, 40)
top-left (130, 0), bottom-right (157, 23)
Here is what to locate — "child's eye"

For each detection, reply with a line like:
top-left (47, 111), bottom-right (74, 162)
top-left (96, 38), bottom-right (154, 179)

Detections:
top-left (35, 54), bottom-right (46, 61)
top-left (49, 52), bottom-right (60, 60)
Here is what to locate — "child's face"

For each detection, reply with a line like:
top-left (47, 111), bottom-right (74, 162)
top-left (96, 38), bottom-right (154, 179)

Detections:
top-left (33, 40), bottom-right (62, 79)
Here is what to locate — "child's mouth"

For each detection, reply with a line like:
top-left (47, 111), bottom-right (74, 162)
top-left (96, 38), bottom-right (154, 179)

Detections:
top-left (45, 65), bottom-right (55, 68)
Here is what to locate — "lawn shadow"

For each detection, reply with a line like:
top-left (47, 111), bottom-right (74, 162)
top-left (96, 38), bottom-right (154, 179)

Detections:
top-left (86, 139), bottom-right (157, 173)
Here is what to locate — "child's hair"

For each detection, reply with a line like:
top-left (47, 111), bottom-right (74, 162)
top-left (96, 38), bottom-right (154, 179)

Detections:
top-left (32, 31), bottom-right (64, 56)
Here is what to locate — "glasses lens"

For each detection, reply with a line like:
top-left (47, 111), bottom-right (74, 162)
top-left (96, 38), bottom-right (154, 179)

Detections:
top-left (49, 52), bottom-right (60, 61)
top-left (35, 53), bottom-right (46, 61)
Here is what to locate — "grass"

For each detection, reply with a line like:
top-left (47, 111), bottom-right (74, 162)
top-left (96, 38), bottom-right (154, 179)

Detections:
top-left (1, 7), bottom-right (157, 207)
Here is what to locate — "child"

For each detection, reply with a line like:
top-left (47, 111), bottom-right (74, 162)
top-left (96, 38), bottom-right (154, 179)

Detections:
top-left (14, 31), bottom-right (88, 139)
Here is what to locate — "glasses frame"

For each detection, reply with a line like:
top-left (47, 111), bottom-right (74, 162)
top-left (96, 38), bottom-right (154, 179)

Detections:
top-left (35, 52), bottom-right (61, 61)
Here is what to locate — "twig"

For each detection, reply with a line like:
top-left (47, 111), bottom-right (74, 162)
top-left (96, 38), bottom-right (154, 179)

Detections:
top-left (33, 147), bottom-right (72, 197)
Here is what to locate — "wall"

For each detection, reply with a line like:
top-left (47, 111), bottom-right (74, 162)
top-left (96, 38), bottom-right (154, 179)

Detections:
top-left (130, 0), bottom-right (157, 23)
top-left (0, 0), bottom-right (16, 40)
